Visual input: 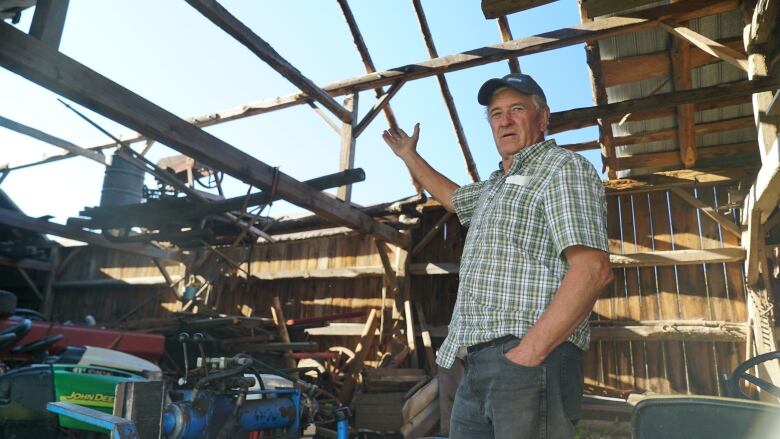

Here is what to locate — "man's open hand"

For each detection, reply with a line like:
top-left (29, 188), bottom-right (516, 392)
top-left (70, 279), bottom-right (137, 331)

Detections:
top-left (382, 123), bottom-right (420, 160)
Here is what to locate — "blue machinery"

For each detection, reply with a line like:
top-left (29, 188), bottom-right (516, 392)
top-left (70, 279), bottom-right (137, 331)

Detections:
top-left (48, 388), bottom-right (350, 438)
top-left (162, 388), bottom-right (301, 438)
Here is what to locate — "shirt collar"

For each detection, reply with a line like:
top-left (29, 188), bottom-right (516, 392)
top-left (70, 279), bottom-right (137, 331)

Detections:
top-left (493, 138), bottom-right (557, 177)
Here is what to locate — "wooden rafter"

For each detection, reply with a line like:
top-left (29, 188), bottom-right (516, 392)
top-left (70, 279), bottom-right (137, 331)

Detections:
top-left (4, 0), bottom-right (738, 172)
top-left (28, 0), bottom-right (69, 49)
top-left (0, 115), bottom-right (107, 166)
top-left (0, 207), bottom-right (185, 262)
top-left (614, 116), bottom-right (755, 146)
top-left (336, 0), bottom-right (398, 130)
top-left (660, 20), bottom-right (749, 72)
top-left (354, 80), bottom-right (405, 138)
top-left (185, 0), bottom-right (351, 124)
top-left (551, 95), bottom-right (752, 135)
top-left (549, 76), bottom-right (780, 133)
top-left (305, 101), bottom-right (341, 134)
top-left (613, 141), bottom-right (758, 171)
top-left (411, 0), bottom-right (479, 183)
top-left (579, 0), bottom-right (616, 179)
top-left (496, 16), bottom-right (521, 73)
top-left (0, 22), bottom-right (407, 247)
top-left (601, 38), bottom-right (745, 88)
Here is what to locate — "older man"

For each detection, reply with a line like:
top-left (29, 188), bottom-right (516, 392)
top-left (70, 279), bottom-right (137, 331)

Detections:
top-left (382, 73), bottom-right (613, 438)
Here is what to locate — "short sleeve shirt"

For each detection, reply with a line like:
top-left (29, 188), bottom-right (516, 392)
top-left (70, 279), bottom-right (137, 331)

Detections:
top-left (436, 139), bottom-right (608, 368)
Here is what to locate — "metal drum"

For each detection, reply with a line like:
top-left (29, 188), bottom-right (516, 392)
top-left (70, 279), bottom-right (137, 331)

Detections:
top-left (99, 152), bottom-right (144, 207)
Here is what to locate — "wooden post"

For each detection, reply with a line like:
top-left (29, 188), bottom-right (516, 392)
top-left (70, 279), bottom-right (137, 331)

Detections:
top-left (271, 296), bottom-right (297, 371)
top-left (415, 302), bottom-right (437, 375)
top-left (578, 0), bottom-right (617, 178)
top-left (746, 287), bottom-right (780, 401)
top-left (395, 239), bottom-right (418, 368)
top-left (743, 29), bottom-right (779, 161)
top-left (337, 93), bottom-right (358, 202)
top-left (339, 308), bottom-right (380, 404)
top-left (667, 5), bottom-right (697, 169)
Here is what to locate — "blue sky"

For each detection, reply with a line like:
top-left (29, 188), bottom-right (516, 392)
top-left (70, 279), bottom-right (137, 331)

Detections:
top-left (0, 0), bottom-right (600, 224)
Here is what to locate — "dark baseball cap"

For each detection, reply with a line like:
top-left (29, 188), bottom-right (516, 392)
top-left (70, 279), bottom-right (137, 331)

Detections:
top-left (477, 73), bottom-right (547, 106)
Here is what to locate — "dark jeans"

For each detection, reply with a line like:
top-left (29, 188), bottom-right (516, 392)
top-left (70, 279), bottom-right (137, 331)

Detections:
top-left (450, 336), bottom-right (583, 439)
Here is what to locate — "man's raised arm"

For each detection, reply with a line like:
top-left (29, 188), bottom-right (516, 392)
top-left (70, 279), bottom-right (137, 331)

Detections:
top-left (382, 123), bottom-right (459, 212)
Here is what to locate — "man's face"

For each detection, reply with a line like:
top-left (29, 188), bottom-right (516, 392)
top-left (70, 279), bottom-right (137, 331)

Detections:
top-left (487, 88), bottom-right (550, 161)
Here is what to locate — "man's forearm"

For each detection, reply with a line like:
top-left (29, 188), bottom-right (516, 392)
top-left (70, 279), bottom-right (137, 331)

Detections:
top-left (399, 152), bottom-right (459, 212)
top-left (510, 249), bottom-right (613, 365)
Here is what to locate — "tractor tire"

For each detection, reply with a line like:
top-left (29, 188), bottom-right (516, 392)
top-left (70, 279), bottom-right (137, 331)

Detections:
top-left (0, 290), bottom-right (17, 318)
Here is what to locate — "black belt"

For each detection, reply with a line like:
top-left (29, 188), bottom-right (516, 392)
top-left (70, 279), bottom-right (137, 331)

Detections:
top-left (466, 334), bottom-right (517, 354)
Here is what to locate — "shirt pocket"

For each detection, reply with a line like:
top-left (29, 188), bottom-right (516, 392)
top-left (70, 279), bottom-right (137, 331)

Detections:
top-left (498, 179), bottom-right (542, 244)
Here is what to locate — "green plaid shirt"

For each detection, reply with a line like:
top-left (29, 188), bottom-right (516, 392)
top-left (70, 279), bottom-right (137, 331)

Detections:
top-left (437, 139), bottom-right (608, 368)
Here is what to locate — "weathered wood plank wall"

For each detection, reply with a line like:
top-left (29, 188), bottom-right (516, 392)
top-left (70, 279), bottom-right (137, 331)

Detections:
top-left (591, 186), bottom-right (746, 396)
top-left (48, 186), bottom-right (748, 396)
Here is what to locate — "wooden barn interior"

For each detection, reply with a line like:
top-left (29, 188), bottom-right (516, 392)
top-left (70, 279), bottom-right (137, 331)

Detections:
top-left (0, 0), bottom-right (779, 437)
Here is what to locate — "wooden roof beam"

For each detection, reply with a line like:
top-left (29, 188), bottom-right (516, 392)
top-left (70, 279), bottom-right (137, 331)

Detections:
top-left (185, 0), bottom-right (351, 124)
top-left (0, 208), bottom-right (185, 262)
top-left (607, 141), bottom-right (759, 172)
top-left (411, 0), bottom-right (479, 182)
top-left (481, 0), bottom-right (559, 19)
top-left (2, 0), bottom-right (738, 172)
top-left (0, 22), bottom-right (408, 247)
top-left (0, 115), bottom-right (107, 167)
top-left (549, 76), bottom-right (780, 133)
top-left (354, 80), bottom-right (405, 138)
top-left (614, 115), bottom-right (755, 146)
top-left (553, 95), bottom-right (752, 135)
top-left (336, 0), bottom-right (399, 130)
top-left (660, 20), bottom-right (749, 72)
top-left (601, 38), bottom-right (744, 88)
